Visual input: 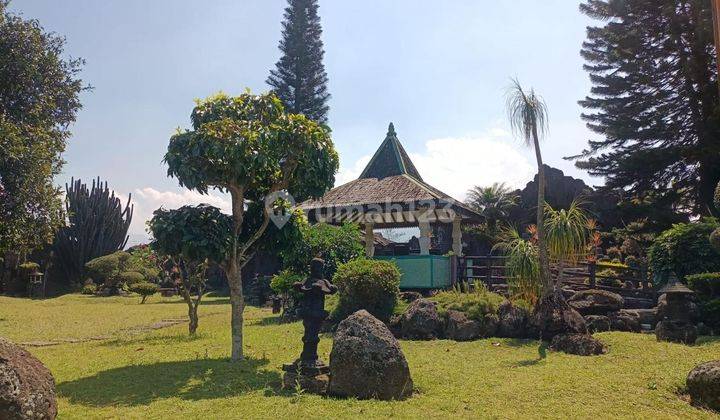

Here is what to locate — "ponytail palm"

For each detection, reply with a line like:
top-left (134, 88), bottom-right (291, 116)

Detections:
top-left (505, 79), bottom-right (552, 297)
top-left (494, 227), bottom-right (540, 304)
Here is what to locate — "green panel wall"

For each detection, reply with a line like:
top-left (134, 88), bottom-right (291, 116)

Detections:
top-left (375, 255), bottom-right (451, 289)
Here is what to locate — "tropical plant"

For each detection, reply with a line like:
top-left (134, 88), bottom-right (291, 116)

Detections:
top-left (164, 92), bottom-right (338, 358)
top-left (84, 251), bottom-right (130, 290)
top-left (53, 178), bottom-right (133, 286)
top-left (149, 205), bottom-right (233, 335)
top-left (505, 80), bottom-right (552, 298)
top-left (544, 200), bottom-right (590, 286)
top-left (465, 183), bottom-right (518, 231)
top-left (493, 227), bottom-right (540, 305)
top-left (331, 258), bottom-right (400, 323)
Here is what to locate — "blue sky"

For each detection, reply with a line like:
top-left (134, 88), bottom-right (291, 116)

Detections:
top-left (11, 0), bottom-right (599, 242)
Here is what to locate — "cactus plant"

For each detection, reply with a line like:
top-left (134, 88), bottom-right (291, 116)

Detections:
top-left (53, 177), bottom-right (133, 285)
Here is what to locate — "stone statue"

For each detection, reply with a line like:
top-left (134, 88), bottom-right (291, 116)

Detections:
top-left (282, 258), bottom-right (337, 394)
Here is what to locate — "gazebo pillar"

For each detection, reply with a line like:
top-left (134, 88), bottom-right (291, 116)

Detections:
top-left (452, 216), bottom-right (463, 256)
top-left (419, 221), bottom-right (431, 255)
top-left (364, 223), bottom-right (375, 257)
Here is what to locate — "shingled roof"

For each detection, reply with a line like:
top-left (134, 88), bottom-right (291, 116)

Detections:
top-left (359, 123), bottom-right (423, 181)
top-left (300, 123), bottom-right (481, 226)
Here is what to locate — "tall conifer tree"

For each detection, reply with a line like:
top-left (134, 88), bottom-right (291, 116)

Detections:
top-left (267, 0), bottom-right (330, 124)
top-left (575, 0), bottom-right (720, 216)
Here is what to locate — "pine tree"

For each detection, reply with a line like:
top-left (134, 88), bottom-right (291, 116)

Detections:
top-left (267, 0), bottom-right (330, 124)
top-left (574, 0), bottom-right (720, 216)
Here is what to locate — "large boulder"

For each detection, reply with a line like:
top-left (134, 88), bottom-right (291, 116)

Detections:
top-left (530, 294), bottom-right (587, 340)
top-left (568, 290), bottom-right (624, 316)
top-left (400, 299), bottom-right (443, 340)
top-left (584, 315), bottom-right (611, 333)
top-left (0, 337), bottom-right (57, 419)
top-left (497, 300), bottom-right (530, 338)
top-left (655, 320), bottom-right (698, 345)
top-left (329, 310), bottom-right (413, 400)
top-left (608, 310), bottom-right (641, 333)
top-left (687, 360), bottom-right (720, 411)
top-left (444, 310), bottom-right (498, 341)
top-left (550, 334), bottom-right (607, 356)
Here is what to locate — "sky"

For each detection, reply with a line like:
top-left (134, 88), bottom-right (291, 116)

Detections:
top-left (10, 0), bottom-right (600, 244)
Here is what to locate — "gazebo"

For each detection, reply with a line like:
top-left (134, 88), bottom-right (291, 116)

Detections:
top-left (300, 123), bottom-right (482, 289)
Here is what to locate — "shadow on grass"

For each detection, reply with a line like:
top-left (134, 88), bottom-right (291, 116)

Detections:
top-left (512, 342), bottom-right (549, 367)
top-left (696, 336), bottom-right (720, 346)
top-left (155, 298), bottom-right (231, 306)
top-left (58, 357), bottom-right (280, 406)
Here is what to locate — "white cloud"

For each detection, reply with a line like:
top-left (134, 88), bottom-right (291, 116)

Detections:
top-left (126, 187), bottom-right (231, 245)
top-left (335, 155), bottom-right (371, 186)
top-left (336, 128), bottom-right (535, 201)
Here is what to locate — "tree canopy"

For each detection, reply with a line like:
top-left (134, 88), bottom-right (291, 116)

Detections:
top-left (164, 91), bottom-right (338, 360)
top-left (0, 1), bottom-right (87, 255)
top-left (575, 0), bottom-right (720, 216)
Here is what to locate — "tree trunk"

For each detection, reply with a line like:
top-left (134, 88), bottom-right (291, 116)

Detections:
top-left (532, 127), bottom-right (552, 297)
top-left (188, 302), bottom-right (199, 335)
top-left (227, 257), bottom-right (244, 360)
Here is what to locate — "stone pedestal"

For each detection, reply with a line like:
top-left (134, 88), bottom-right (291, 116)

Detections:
top-left (281, 362), bottom-right (330, 395)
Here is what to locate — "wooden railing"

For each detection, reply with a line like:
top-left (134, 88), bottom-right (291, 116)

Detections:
top-left (458, 255), bottom-right (657, 300)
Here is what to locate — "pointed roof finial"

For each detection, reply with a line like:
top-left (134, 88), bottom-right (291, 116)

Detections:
top-left (387, 122), bottom-right (396, 137)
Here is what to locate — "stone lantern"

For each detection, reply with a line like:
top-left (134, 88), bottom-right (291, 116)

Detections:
top-left (282, 258), bottom-right (337, 394)
top-left (655, 273), bottom-right (698, 345)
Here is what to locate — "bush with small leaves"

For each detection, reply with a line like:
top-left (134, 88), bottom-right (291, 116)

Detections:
top-left (116, 271), bottom-right (145, 287)
top-left (649, 219), bottom-right (720, 283)
top-left (128, 281), bottom-right (159, 304)
top-left (686, 272), bottom-right (720, 300)
top-left (332, 258), bottom-right (400, 323)
top-left (81, 284), bottom-right (97, 295)
top-left (431, 287), bottom-right (505, 322)
top-left (606, 247), bottom-right (622, 261)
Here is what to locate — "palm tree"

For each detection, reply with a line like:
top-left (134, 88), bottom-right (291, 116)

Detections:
top-left (493, 226), bottom-right (540, 304)
top-left (505, 80), bottom-right (552, 297)
top-left (545, 199), bottom-right (590, 287)
top-left (505, 79), bottom-right (586, 339)
top-left (465, 182), bottom-right (519, 231)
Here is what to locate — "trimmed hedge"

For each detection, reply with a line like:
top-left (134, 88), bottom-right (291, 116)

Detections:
top-left (332, 258), bottom-right (400, 322)
top-left (117, 271), bottom-right (145, 286)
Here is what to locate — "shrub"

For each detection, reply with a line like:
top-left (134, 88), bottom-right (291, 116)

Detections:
top-left (606, 246), bottom-right (622, 261)
top-left (282, 222), bottom-right (363, 280)
top-left (686, 273), bottom-right (720, 300)
top-left (18, 262), bottom-right (40, 274)
top-left (117, 271), bottom-right (145, 286)
top-left (430, 287), bottom-right (505, 322)
top-left (648, 219), bottom-right (720, 283)
top-left (701, 299), bottom-right (720, 332)
top-left (332, 258), bottom-right (400, 322)
top-left (270, 269), bottom-right (304, 297)
top-left (597, 261), bottom-right (628, 270)
top-left (128, 281), bottom-right (159, 303)
top-left (81, 284), bottom-right (97, 295)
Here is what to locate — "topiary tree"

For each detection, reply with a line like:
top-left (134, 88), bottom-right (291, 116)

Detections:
top-left (149, 205), bottom-right (232, 335)
top-left (164, 92), bottom-right (338, 359)
top-left (128, 281), bottom-right (159, 304)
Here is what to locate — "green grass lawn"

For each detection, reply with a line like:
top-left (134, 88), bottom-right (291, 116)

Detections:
top-left (0, 294), bottom-right (719, 419)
